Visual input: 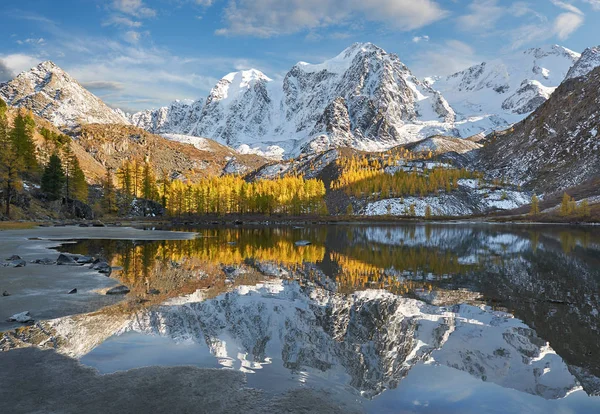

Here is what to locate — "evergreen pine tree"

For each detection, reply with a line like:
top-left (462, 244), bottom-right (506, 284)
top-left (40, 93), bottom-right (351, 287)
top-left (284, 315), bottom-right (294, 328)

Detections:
top-left (62, 144), bottom-right (88, 202)
top-left (102, 168), bottom-right (117, 214)
top-left (41, 153), bottom-right (65, 200)
top-left (141, 161), bottom-right (158, 201)
top-left (10, 110), bottom-right (38, 172)
top-left (0, 98), bottom-right (25, 217)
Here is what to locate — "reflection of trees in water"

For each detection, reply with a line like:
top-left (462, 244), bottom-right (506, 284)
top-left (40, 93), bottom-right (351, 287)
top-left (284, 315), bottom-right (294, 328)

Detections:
top-left (53, 225), bottom-right (600, 395)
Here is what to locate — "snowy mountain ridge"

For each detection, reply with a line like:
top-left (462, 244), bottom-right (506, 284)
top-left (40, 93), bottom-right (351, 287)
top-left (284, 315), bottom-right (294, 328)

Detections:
top-left (2, 42), bottom-right (599, 160)
top-left (126, 43), bottom-right (591, 158)
top-left (0, 61), bottom-right (129, 127)
top-left (128, 43), bottom-right (458, 157)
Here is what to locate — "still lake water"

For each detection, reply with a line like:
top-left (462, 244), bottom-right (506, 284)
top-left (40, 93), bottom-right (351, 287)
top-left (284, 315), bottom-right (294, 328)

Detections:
top-left (60, 224), bottom-right (600, 413)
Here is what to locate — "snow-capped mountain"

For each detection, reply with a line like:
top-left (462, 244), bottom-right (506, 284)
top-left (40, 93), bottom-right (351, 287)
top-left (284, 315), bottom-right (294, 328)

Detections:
top-left (1, 43), bottom-right (593, 160)
top-left (476, 65), bottom-right (600, 193)
top-left (429, 45), bottom-right (580, 137)
top-left (0, 61), bottom-right (129, 127)
top-left (565, 46), bottom-right (600, 80)
top-left (128, 43), bottom-right (458, 157)
top-left (129, 43), bottom-right (585, 158)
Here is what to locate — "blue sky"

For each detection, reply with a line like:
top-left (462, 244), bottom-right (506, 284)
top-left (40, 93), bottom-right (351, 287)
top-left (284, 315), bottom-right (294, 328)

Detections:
top-left (1, 0), bottom-right (599, 112)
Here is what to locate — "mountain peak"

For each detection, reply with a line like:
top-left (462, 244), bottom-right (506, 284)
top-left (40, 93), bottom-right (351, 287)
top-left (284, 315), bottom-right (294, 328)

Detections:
top-left (342, 42), bottom-right (384, 56)
top-left (295, 42), bottom-right (388, 75)
top-left (36, 60), bottom-right (60, 71)
top-left (523, 44), bottom-right (580, 60)
top-left (0, 60), bottom-right (129, 127)
top-left (565, 45), bottom-right (600, 80)
top-left (223, 69), bottom-right (272, 85)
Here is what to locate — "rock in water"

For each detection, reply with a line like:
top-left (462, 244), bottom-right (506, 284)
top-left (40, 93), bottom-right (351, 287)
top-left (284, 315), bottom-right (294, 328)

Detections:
top-left (295, 240), bottom-right (311, 246)
top-left (56, 254), bottom-right (77, 265)
top-left (92, 262), bottom-right (112, 275)
top-left (106, 285), bottom-right (130, 295)
top-left (2, 291), bottom-right (10, 297)
top-left (10, 260), bottom-right (26, 268)
top-left (76, 256), bottom-right (94, 264)
top-left (68, 288), bottom-right (77, 294)
top-left (32, 258), bottom-right (56, 265)
top-left (6, 255), bottom-right (22, 261)
top-left (7, 311), bottom-right (33, 323)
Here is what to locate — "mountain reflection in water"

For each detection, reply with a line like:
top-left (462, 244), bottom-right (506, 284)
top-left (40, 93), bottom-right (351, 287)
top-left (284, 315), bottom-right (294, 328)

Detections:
top-left (42, 224), bottom-right (600, 412)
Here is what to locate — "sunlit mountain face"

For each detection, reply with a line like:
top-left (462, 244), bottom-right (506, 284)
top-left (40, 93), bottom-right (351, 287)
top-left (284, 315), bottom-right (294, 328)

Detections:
top-left (4, 224), bottom-right (599, 412)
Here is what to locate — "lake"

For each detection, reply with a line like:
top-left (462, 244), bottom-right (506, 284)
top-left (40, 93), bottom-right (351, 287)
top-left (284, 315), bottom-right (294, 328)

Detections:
top-left (56, 223), bottom-right (600, 413)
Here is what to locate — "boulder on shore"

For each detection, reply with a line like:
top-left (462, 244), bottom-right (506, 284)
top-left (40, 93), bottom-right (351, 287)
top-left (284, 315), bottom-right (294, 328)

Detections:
top-left (57, 254), bottom-right (78, 265)
top-left (106, 285), bottom-right (130, 295)
top-left (7, 311), bottom-right (33, 323)
top-left (92, 262), bottom-right (112, 275)
top-left (76, 256), bottom-right (94, 264)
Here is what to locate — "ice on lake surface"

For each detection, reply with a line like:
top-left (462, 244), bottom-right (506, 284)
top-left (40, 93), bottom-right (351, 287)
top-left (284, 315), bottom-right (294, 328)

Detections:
top-left (24, 224), bottom-right (600, 412)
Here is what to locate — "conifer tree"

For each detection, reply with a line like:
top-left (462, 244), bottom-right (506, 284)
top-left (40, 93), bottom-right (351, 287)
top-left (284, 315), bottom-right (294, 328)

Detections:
top-left (62, 145), bottom-right (88, 201)
top-left (409, 203), bottom-right (416, 217)
top-left (10, 110), bottom-right (38, 172)
top-left (560, 193), bottom-right (573, 216)
top-left (102, 168), bottom-right (117, 214)
top-left (142, 161), bottom-right (158, 201)
top-left (530, 194), bottom-right (540, 215)
top-left (41, 153), bottom-right (65, 200)
top-left (0, 99), bottom-right (24, 217)
top-left (579, 199), bottom-right (591, 218)
top-left (425, 205), bottom-right (432, 219)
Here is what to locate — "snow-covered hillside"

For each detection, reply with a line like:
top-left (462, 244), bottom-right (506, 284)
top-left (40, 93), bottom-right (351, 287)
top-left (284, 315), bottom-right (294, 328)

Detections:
top-left (565, 46), bottom-right (600, 80)
top-left (126, 43), bottom-right (589, 158)
top-left (128, 43), bottom-right (457, 157)
top-left (429, 45), bottom-right (580, 137)
top-left (0, 61), bottom-right (129, 127)
top-left (3, 42), bottom-right (597, 162)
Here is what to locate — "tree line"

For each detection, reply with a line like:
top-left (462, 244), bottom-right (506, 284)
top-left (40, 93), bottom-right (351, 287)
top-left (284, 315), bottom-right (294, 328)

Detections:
top-left (112, 160), bottom-right (328, 216)
top-left (331, 154), bottom-right (477, 199)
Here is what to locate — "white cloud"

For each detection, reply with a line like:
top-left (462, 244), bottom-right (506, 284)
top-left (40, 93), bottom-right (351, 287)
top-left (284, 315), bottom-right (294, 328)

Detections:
top-left (0, 54), bottom-right (41, 75)
top-left (215, 0), bottom-right (448, 37)
top-left (411, 40), bottom-right (479, 77)
top-left (123, 30), bottom-right (142, 44)
top-left (457, 0), bottom-right (506, 31)
top-left (550, 0), bottom-right (584, 14)
top-left (103, 15), bottom-right (143, 28)
top-left (412, 35), bottom-right (430, 43)
top-left (553, 12), bottom-right (584, 39)
top-left (582, 0), bottom-right (600, 10)
top-left (0, 60), bottom-right (15, 82)
top-left (81, 81), bottom-right (125, 91)
top-left (16, 38), bottom-right (46, 46)
top-left (112, 0), bottom-right (156, 18)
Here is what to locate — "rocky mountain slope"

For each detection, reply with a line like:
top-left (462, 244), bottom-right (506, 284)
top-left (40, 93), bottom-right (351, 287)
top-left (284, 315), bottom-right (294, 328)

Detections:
top-left (429, 45), bottom-right (580, 137)
top-left (128, 43), bottom-right (457, 157)
top-left (476, 66), bottom-right (600, 193)
top-left (72, 124), bottom-right (266, 181)
top-left (127, 43), bottom-right (586, 158)
top-left (0, 61), bottom-right (128, 127)
top-left (565, 45), bottom-right (600, 80)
